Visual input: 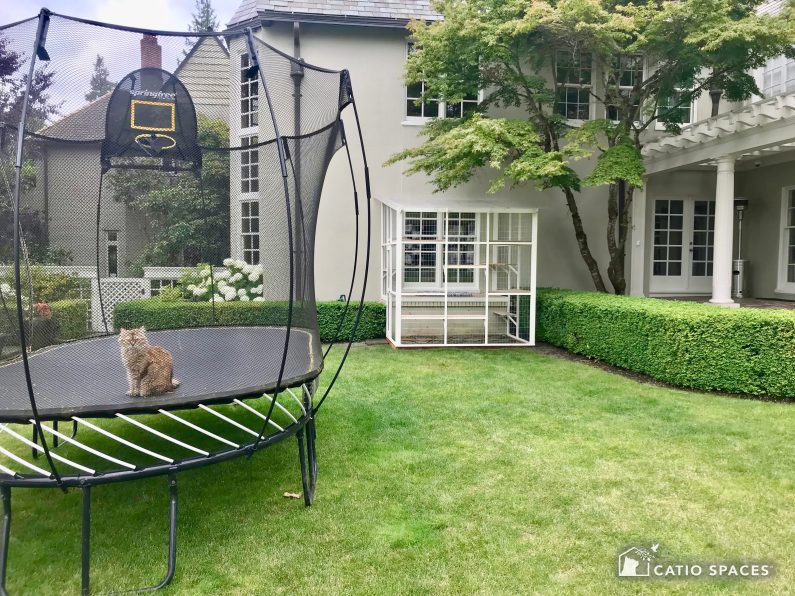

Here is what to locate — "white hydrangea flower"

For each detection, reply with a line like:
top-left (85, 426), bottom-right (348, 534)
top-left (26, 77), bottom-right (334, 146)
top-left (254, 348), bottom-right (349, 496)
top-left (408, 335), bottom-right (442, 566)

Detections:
top-left (224, 288), bottom-right (237, 300)
top-left (216, 280), bottom-right (227, 289)
top-left (242, 264), bottom-right (254, 274)
top-left (249, 286), bottom-right (261, 295)
top-left (187, 284), bottom-right (196, 292)
top-left (237, 288), bottom-right (247, 297)
top-left (252, 296), bottom-right (265, 302)
top-left (0, 283), bottom-right (11, 294)
top-left (201, 268), bottom-right (212, 278)
top-left (195, 287), bottom-right (208, 296)
top-left (253, 265), bottom-right (264, 276)
top-left (240, 294), bottom-right (250, 302)
top-left (248, 272), bottom-right (259, 282)
top-left (213, 294), bottom-right (225, 302)
top-left (223, 258), bottom-right (234, 267)
top-left (236, 259), bottom-right (247, 268)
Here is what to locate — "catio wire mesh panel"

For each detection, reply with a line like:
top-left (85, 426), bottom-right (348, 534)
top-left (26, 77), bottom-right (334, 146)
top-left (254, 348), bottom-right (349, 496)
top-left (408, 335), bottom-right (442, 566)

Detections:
top-left (381, 202), bottom-right (538, 347)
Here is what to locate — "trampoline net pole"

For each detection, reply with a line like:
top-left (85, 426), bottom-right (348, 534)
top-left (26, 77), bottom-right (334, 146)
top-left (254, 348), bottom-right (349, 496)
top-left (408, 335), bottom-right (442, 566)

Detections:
top-left (10, 8), bottom-right (63, 488)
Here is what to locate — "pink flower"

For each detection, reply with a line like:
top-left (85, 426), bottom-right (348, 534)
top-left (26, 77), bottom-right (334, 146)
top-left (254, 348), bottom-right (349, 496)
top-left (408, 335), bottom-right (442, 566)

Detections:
top-left (34, 303), bottom-right (52, 320)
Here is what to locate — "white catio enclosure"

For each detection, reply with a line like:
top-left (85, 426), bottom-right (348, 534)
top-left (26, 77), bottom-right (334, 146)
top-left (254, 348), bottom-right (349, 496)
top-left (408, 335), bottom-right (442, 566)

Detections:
top-left (380, 199), bottom-right (538, 347)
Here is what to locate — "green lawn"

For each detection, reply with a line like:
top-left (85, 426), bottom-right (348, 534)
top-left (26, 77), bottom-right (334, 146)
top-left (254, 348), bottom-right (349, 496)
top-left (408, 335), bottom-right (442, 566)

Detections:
top-left (3, 346), bottom-right (794, 594)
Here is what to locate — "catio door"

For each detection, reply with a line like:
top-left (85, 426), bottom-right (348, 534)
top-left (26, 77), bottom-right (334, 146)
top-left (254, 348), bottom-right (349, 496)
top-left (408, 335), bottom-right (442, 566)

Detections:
top-left (649, 198), bottom-right (715, 293)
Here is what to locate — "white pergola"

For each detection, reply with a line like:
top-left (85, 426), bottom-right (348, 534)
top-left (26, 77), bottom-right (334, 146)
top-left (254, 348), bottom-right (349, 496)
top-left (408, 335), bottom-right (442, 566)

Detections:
top-left (634, 94), bottom-right (795, 304)
top-left (380, 198), bottom-right (538, 347)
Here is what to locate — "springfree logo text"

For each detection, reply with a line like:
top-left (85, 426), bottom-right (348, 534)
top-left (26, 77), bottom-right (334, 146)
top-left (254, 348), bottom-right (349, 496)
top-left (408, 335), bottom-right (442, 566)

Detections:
top-left (618, 545), bottom-right (773, 580)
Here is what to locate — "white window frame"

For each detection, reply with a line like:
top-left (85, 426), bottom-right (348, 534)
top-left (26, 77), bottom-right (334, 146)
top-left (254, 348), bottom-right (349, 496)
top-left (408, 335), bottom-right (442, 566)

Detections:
top-left (554, 50), bottom-right (594, 124)
top-left (402, 211), bottom-right (480, 291)
top-left (240, 52), bottom-right (259, 130)
top-left (240, 135), bottom-right (259, 194)
top-left (241, 200), bottom-right (261, 265)
top-left (605, 54), bottom-right (645, 123)
top-left (655, 89), bottom-right (696, 130)
top-left (776, 185), bottom-right (795, 294)
top-left (761, 54), bottom-right (795, 97)
top-left (403, 43), bottom-right (481, 125)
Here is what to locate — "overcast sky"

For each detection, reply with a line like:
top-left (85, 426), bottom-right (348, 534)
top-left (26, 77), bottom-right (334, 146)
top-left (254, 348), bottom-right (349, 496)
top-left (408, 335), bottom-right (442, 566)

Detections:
top-left (1, 0), bottom-right (244, 31)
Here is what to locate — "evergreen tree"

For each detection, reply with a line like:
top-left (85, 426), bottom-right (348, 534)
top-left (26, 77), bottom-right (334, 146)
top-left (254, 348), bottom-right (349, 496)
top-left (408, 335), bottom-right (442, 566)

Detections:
top-left (189, 0), bottom-right (219, 33)
top-left (85, 55), bottom-right (114, 102)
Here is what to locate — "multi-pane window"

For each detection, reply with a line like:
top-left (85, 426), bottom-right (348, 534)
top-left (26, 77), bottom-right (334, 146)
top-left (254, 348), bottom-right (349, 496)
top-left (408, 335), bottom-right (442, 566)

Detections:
top-left (606, 54), bottom-right (643, 121)
top-left (240, 53), bottom-right (259, 129)
top-left (106, 230), bottom-right (119, 277)
top-left (555, 51), bottom-right (592, 120)
top-left (652, 199), bottom-right (683, 276)
top-left (151, 279), bottom-right (178, 296)
top-left (445, 212), bottom-right (476, 284)
top-left (240, 135), bottom-right (259, 194)
top-left (406, 81), bottom-right (441, 119)
top-left (657, 91), bottom-right (693, 126)
top-left (445, 92), bottom-right (479, 119)
top-left (783, 189), bottom-right (795, 283)
top-left (404, 211), bottom-right (438, 284)
top-left (762, 55), bottom-right (795, 97)
top-left (691, 200), bottom-right (715, 277)
top-left (405, 43), bottom-right (478, 120)
top-left (241, 200), bottom-right (260, 265)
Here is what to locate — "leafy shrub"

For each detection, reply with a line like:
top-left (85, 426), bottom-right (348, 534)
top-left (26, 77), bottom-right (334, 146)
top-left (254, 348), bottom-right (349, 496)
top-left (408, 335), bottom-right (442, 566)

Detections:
top-left (536, 288), bottom-right (795, 397)
top-left (50, 299), bottom-right (90, 341)
top-left (114, 298), bottom-right (386, 343)
top-left (0, 267), bottom-right (88, 303)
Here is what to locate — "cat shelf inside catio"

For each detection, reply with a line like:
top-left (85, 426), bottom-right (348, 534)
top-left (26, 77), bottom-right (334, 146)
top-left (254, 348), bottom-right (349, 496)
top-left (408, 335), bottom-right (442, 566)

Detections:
top-left (0, 9), bottom-right (370, 595)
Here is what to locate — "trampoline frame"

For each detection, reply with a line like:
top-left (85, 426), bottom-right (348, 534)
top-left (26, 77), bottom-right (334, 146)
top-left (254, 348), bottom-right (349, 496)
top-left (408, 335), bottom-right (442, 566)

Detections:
top-left (0, 8), bottom-right (373, 595)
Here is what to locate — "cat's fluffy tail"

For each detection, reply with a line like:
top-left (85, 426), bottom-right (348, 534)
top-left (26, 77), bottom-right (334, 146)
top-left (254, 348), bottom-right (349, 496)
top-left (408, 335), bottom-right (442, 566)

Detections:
top-left (172, 378), bottom-right (181, 389)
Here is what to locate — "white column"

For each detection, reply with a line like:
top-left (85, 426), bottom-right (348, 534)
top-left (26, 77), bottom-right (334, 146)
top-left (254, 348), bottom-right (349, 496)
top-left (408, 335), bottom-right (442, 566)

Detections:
top-left (709, 156), bottom-right (739, 307)
top-left (629, 181), bottom-right (647, 296)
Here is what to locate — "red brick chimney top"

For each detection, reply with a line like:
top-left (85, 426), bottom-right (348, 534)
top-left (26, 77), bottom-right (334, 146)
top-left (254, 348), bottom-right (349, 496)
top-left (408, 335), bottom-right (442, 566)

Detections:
top-left (140, 34), bottom-right (162, 70)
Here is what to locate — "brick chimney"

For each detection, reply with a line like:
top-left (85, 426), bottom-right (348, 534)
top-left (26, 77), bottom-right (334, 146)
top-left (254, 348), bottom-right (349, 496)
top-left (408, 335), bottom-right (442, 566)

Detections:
top-left (140, 34), bottom-right (162, 70)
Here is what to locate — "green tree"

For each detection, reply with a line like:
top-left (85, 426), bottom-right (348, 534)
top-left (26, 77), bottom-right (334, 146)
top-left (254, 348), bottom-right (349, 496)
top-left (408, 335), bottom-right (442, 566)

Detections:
top-left (188, 0), bottom-right (220, 32)
top-left (107, 116), bottom-right (230, 270)
top-left (85, 55), bottom-right (114, 102)
top-left (387, 0), bottom-right (794, 293)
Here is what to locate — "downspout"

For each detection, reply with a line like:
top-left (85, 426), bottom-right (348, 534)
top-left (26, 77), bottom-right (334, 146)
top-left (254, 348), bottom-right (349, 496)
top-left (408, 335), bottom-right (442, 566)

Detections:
top-left (291, 21), bottom-right (306, 302)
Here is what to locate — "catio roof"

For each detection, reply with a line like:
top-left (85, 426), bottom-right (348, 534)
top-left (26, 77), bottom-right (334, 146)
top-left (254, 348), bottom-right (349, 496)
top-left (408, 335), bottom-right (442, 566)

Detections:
top-left (228, 0), bottom-right (442, 28)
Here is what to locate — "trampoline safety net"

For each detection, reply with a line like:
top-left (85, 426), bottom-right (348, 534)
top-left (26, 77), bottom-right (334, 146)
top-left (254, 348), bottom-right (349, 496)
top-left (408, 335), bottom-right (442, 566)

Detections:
top-left (0, 11), bottom-right (369, 425)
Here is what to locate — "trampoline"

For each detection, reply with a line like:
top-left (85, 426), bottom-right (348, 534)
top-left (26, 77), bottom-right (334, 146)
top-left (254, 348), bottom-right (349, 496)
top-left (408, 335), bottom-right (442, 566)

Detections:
top-left (0, 9), bottom-right (371, 594)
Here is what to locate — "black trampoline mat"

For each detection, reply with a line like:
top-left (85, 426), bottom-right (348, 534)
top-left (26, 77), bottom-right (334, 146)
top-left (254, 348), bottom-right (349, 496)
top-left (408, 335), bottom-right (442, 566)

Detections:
top-left (0, 327), bottom-right (322, 422)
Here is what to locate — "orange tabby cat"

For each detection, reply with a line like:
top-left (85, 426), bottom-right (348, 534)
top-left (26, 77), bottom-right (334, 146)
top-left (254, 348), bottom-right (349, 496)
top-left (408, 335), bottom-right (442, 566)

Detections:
top-left (118, 327), bottom-right (180, 397)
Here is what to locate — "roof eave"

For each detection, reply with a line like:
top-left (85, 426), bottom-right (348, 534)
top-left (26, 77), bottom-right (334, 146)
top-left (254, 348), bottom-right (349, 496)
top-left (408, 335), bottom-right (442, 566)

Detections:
top-left (230, 10), bottom-right (439, 30)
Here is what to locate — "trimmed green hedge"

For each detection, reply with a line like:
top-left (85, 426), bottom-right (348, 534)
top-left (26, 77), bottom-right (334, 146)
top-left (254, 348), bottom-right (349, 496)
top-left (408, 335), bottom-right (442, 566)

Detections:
top-left (113, 299), bottom-right (386, 343)
top-left (537, 288), bottom-right (795, 397)
top-left (51, 299), bottom-right (90, 341)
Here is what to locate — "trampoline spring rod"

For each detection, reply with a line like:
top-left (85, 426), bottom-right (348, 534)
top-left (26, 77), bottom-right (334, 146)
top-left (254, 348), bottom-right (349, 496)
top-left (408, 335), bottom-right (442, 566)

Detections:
top-left (0, 463), bottom-right (16, 478)
top-left (0, 426), bottom-right (95, 475)
top-left (157, 410), bottom-right (239, 449)
top-left (261, 394), bottom-right (298, 424)
top-left (31, 420), bottom-right (136, 471)
top-left (198, 404), bottom-right (263, 437)
top-left (115, 414), bottom-right (209, 457)
top-left (286, 387), bottom-right (306, 415)
top-left (71, 417), bottom-right (173, 464)
top-left (0, 445), bottom-right (52, 478)
top-left (232, 400), bottom-right (284, 431)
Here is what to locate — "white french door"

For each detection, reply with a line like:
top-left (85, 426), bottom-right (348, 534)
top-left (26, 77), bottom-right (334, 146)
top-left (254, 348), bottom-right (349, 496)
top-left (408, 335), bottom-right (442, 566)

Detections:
top-left (649, 198), bottom-right (714, 294)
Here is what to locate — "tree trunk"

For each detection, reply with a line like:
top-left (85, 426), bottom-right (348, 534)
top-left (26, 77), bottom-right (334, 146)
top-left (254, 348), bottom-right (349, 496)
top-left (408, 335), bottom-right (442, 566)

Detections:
top-left (605, 182), bottom-right (634, 295)
top-left (561, 187), bottom-right (607, 292)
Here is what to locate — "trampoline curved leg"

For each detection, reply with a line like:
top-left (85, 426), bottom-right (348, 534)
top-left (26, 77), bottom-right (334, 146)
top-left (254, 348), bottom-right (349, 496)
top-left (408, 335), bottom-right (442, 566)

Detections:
top-left (79, 475), bottom-right (178, 595)
top-left (297, 422), bottom-right (316, 507)
top-left (0, 486), bottom-right (10, 596)
top-left (135, 473), bottom-right (178, 593)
